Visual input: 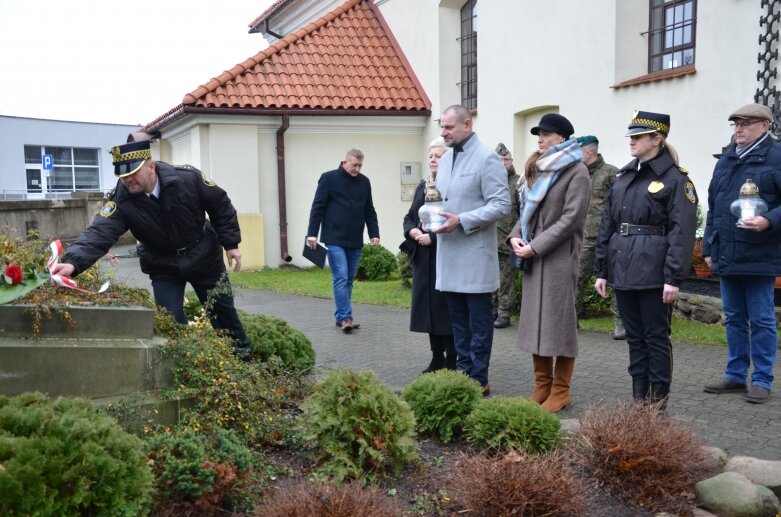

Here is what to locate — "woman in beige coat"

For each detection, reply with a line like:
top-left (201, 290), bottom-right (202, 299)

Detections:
top-left (508, 113), bottom-right (590, 412)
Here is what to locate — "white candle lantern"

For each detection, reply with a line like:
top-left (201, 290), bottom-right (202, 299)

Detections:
top-left (730, 179), bottom-right (768, 226)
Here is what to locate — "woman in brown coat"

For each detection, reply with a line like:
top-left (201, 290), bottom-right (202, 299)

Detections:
top-left (508, 113), bottom-right (590, 412)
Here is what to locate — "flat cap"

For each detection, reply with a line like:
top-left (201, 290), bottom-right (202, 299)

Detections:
top-left (576, 135), bottom-right (598, 147)
top-left (495, 142), bottom-right (511, 156)
top-left (728, 103), bottom-right (773, 122)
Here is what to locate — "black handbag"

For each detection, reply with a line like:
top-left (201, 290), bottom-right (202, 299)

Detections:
top-left (399, 238), bottom-right (416, 257)
top-left (512, 254), bottom-right (533, 272)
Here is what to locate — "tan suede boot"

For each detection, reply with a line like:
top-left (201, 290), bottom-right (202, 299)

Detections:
top-left (530, 355), bottom-right (554, 404)
top-left (541, 357), bottom-right (575, 413)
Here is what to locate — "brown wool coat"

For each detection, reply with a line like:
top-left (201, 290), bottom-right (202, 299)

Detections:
top-left (509, 161), bottom-right (591, 357)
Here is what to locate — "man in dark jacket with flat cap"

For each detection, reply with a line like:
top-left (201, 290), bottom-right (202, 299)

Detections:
top-left (702, 103), bottom-right (781, 404)
top-left (50, 140), bottom-right (251, 359)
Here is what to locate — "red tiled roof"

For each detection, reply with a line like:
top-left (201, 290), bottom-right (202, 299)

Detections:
top-left (144, 0), bottom-right (430, 131)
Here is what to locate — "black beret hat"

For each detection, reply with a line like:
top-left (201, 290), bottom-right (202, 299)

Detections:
top-left (531, 113), bottom-right (575, 139)
top-left (626, 110), bottom-right (670, 137)
top-left (111, 141), bottom-right (151, 177)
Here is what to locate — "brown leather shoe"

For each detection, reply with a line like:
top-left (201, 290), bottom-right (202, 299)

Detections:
top-left (341, 319), bottom-right (353, 333)
top-left (482, 384), bottom-right (491, 397)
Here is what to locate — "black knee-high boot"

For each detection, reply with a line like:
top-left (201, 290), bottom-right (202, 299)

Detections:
top-left (422, 334), bottom-right (446, 373)
top-left (632, 377), bottom-right (649, 402)
top-left (443, 336), bottom-right (457, 370)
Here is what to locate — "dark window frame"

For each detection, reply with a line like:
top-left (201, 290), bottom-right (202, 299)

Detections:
top-left (648, 0), bottom-right (697, 73)
top-left (458, 0), bottom-right (478, 111)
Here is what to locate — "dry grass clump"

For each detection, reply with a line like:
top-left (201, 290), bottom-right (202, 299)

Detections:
top-left (253, 481), bottom-right (402, 517)
top-left (577, 401), bottom-right (708, 514)
top-left (446, 449), bottom-right (586, 516)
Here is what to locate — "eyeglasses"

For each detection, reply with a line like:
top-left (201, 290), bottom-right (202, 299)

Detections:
top-left (730, 119), bottom-right (765, 129)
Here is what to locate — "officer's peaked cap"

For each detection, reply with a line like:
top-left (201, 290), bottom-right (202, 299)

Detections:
top-left (111, 141), bottom-right (151, 178)
top-left (626, 110), bottom-right (670, 137)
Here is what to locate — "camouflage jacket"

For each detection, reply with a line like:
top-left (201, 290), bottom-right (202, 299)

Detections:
top-left (584, 155), bottom-right (618, 241)
top-left (496, 166), bottom-right (521, 254)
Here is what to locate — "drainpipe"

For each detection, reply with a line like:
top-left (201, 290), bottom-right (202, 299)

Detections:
top-left (277, 114), bottom-right (292, 263)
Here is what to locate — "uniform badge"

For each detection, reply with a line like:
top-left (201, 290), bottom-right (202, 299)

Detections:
top-left (684, 181), bottom-right (697, 204)
top-left (201, 172), bottom-right (216, 187)
top-left (99, 201), bottom-right (117, 218)
top-left (648, 181), bottom-right (664, 194)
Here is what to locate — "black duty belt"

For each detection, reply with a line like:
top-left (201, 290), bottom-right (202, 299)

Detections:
top-left (618, 223), bottom-right (666, 236)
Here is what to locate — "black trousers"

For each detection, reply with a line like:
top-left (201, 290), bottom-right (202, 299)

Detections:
top-left (614, 288), bottom-right (673, 389)
top-left (149, 262), bottom-right (250, 351)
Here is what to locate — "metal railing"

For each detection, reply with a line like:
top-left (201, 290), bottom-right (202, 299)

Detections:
top-left (0, 189), bottom-right (102, 201)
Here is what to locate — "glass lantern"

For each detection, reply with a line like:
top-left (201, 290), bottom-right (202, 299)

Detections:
top-left (418, 181), bottom-right (446, 232)
top-left (729, 179), bottom-right (768, 226)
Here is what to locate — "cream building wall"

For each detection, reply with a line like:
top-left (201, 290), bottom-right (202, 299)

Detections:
top-left (379, 0), bottom-right (768, 208)
top-left (155, 114), bottom-right (426, 269)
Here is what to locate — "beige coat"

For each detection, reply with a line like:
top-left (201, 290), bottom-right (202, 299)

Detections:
top-left (509, 161), bottom-right (590, 357)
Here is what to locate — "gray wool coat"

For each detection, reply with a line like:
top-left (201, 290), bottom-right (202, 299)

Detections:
top-left (509, 160), bottom-right (591, 357)
top-left (435, 133), bottom-right (511, 293)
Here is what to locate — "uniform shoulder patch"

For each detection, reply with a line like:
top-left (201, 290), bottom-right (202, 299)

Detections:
top-left (99, 201), bottom-right (117, 218)
top-left (200, 171), bottom-right (217, 187)
top-left (684, 181), bottom-right (697, 204)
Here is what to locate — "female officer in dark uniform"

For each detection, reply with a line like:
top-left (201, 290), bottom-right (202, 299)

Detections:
top-left (594, 111), bottom-right (697, 407)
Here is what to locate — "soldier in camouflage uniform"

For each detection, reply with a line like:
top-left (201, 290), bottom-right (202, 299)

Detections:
top-left (574, 135), bottom-right (625, 339)
top-left (492, 143), bottom-right (521, 328)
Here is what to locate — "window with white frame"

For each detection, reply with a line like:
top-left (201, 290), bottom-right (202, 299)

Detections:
top-left (459, 0), bottom-right (477, 111)
top-left (24, 145), bottom-right (100, 191)
top-left (648, 0), bottom-right (696, 73)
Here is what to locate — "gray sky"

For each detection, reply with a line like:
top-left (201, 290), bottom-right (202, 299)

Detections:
top-left (0, 0), bottom-right (275, 125)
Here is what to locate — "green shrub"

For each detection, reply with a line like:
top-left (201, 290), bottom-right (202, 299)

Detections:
top-left (239, 311), bottom-right (315, 372)
top-left (302, 369), bottom-right (419, 483)
top-left (0, 392), bottom-right (153, 516)
top-left (397, 250), bottom-right (412, 288)
top-left (463, 396), bottom-right (561, 454)
top-left (163, 316), bottom-right (311, 447)
top-left (356, 244), bottom-right (398, 281)
top-left (401, 370), bottom-right (482, 443)
top-left (143, 427), bottom-right (255, 513)
top-left (582, 274), bottom-right (612, 315)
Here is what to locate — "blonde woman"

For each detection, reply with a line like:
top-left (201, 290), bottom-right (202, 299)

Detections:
top-left (402, 138), bottom-right (456, 372)
top-left (594, 111), bottom-right (697, 408)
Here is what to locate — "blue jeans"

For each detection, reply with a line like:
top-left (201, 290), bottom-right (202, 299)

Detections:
top-left (326, 245), bottom-right (363, 323)
top-left (444, 291), bottom-right (494, 386)
top-left (720, 275), bottom-right (777, 389)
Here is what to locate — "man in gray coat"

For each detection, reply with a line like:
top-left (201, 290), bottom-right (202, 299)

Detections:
top-left (434, 105), bottom-right (512, 395)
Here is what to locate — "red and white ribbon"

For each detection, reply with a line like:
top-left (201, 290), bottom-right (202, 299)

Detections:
top-left (47, 240), bottom-right (109, 294)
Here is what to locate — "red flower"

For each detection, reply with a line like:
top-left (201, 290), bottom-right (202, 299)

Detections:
top-left (4, 264), bottom-right (23, 285)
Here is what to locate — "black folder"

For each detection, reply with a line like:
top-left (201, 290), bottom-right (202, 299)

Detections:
top-left (303, 240), bottom-right (328, 269)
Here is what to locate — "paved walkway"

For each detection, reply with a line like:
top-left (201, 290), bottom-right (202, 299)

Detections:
top-left (105, 246), bottom-right (781, 460)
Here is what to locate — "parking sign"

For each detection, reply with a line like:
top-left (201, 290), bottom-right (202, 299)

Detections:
top-left (42, 154), bottom-right (53, 170)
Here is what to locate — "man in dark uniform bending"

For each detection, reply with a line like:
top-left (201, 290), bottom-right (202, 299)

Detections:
top-left (50, 140), bottom-right (251, 358)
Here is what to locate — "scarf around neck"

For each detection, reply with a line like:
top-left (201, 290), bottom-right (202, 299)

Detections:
top-left (518, 137), bottom-right (583, 241)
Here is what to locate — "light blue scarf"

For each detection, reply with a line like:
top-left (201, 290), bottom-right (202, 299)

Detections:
top-left (519, 137), bottom-right (583, 241)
